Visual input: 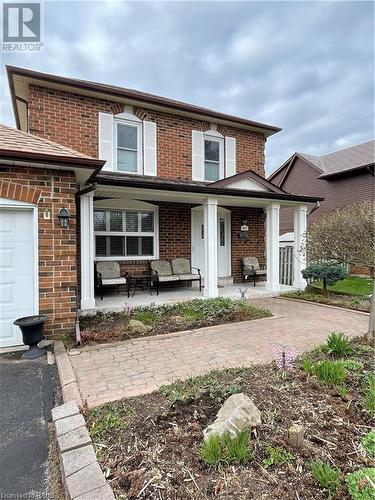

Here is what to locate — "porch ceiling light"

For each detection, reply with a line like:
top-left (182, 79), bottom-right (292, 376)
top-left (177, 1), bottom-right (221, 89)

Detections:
top-left (58, 207), bottom-right (70, 228)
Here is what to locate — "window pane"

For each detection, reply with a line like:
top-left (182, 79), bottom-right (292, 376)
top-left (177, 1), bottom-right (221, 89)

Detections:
top-left (126, 236), bottom-right (140, 256)
top-left (141, 237), bottom-right (154, 255)
top-left (141, 212), bottom-right (154, 232)
top-left (205, 161), bottom-right (219, 181)
top-left (220, 218), bottom-right (225, 247)
top-left (94, 210), bottom-right (106, 231)
top-left (109, 211), bottom-right (123, 232)
top-left (117, 124), bottom-right (137, 149)
top-left (126, 211), bottom-right (139, 232)
top-left (117, 149), bottom-right (137, 172)
top-left (109, 236), bottom-right (124, 256)
top-left (95, 236), bottom-right (107, 256)
top-left (205, 140), bottom-right (219, 162)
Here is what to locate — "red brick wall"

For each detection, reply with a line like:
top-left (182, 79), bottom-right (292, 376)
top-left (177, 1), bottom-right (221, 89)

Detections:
top-left (28, 85), bottom-right (266, 179)
top-left (0, 166), bottom-right (77, 338)
top-left (227, 207), bottom-right (266, 282)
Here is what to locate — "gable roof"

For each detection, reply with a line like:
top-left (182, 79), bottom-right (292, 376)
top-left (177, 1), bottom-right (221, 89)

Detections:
top-left (6, 65), bottom-right (281, 137)
top-left (269, 139), bottom-right (375, 183)
top-left (210, 169), bottom-right (287, 194)
top-left (0, 123), bottom-right (104, 170)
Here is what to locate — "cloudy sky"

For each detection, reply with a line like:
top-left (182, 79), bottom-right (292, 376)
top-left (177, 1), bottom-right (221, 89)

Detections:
top-left (0, 0), bottom-right (373, 174)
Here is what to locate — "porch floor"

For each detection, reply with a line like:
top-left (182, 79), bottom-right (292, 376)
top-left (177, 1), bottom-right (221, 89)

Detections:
top-left (89, 283), bottom-right (299, 312)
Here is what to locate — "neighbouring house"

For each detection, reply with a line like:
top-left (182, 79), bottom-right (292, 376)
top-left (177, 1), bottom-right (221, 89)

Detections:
top-left (1, 65), bottom-right (321, 347)
top-left (268, 140), bottom-right (375, 236)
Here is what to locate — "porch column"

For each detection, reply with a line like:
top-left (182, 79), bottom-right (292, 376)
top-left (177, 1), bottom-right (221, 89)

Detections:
top-left (80, 193), bottom-right (95, 310)
top-left (266, 202), bottom-right (280, 293)
top-left (203, 197), bottom-right (218, 298)
top-left (293, 204), bottom-right (308, 289)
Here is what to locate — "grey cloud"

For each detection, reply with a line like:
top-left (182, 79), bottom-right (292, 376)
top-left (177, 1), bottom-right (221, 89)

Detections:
top-left (0, 0), bottom-right (373, 174)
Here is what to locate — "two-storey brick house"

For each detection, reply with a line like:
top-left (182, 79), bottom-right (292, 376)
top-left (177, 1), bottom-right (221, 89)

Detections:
top-left (0, 65), bottom-right (321, 346)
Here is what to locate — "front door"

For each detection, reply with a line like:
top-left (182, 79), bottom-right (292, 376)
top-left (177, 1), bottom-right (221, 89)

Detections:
top-left (191, 208), bottom-right (231, 278)
top-left (0, 207), bottom-right (36, 348)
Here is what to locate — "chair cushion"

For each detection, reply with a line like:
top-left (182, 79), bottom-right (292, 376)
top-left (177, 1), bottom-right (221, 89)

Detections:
top-left (255, 270), bottom-right (267, 276)
top-left (158, 275), bottom-right (180, 282)
top-left (97, 261), bottom-right (121, 279)
top-left (150, 260), bottom-right (172, 276)
top-left (179, 274), bottom-right (200, 281)
top-left (242, 257), bottom-right (260, 271)
top-left (102, 277), bottom-right (127, 286)
top-left (171, 258), bottom-right (191, 275)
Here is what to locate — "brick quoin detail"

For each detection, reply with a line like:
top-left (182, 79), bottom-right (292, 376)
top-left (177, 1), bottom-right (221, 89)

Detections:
top-left (0, 166), bottom-right (77, 338)
top-left (28, 85), bottom-right (266, 178)
top-left (0, 179), bottom-right (42, 205)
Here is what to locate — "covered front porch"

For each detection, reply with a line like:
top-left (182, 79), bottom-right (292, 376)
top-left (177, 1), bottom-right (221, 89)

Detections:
top-left (79, 172), bottom-right (312, 313)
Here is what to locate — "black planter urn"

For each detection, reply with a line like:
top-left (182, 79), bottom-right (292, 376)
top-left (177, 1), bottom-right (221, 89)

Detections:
top-left (13, 315), bottom-right (48, 359)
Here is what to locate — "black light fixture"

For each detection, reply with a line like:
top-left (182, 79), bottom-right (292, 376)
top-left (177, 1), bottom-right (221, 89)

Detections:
top-left (58, 208), bottom-right (70, 228)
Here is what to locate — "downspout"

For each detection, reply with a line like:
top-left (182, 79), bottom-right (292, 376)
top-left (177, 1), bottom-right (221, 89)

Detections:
top-left (307, 200), bottom-right (320, 217)
top-left (74, 183), bottom-right (97, 346)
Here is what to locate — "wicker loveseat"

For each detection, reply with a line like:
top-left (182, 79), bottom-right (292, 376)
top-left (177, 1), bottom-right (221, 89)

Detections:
top-left (95, 261), bottom-right (128, 300)
top-left (241, 257), bottom-right (267, 286)
top-left (150, 258), bottom-right (201, 295)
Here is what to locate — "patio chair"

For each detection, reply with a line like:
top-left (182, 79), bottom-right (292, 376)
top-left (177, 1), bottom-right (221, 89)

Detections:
top-left (241, 257), bottom-right (267, 286)
top-left (150, 258), bottom-right (201, 295)
top-left (95, 261), bottom-right (128, 300)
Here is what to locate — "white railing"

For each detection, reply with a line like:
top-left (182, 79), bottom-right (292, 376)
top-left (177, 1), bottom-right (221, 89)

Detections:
top-left (279, 245), bottom-right (294, 285)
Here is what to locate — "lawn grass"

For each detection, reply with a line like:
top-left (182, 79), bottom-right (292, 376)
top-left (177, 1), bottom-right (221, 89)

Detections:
top-left (312, 276), bottom-right (373, 296)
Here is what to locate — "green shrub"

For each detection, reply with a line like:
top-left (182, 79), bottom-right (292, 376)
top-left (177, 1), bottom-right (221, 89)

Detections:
top-left (300, 355), bottom-right (315, 375)
top-left (315, 360), bottom-right (346, 387)
top-left (200, 434), bottom-right (224, 467)
top-left (200, 431), bottom-right (252, 467)
top-left (310, 460), bottom-right (341, 498)
top-left (346, 468), bottom-right (375, 500)
top-left (326, 331), bottom-right (353, 358)
top-left (262, 446), bottom-right (294, 468)
top-left (363, 374), bottom-right (375, 417)
top-left (302, 263), bottom-right (347, 294)
top-left (342, 360), bottom-right (364, 372)
top-left (361, 431), bottom-right (375, 457)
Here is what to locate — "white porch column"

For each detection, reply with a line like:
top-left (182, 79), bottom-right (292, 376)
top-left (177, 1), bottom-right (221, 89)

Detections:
top-left (293, 204), bottom-right (308, 289)
top-left (80, 193), bottom-right (95, 310)
top-left (266, 202), bottom-right (280, 293)
top-left (203, 197), bottom-right (218, 298)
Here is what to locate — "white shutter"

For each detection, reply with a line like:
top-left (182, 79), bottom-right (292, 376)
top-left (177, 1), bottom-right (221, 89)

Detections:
top-left (192, 130), bottom-right (204, 181)
top-left (225, 137), bottom-right (236, 177)
top-left (98, 112), bottom-right (114, 171)
top-left (143, 120), bottom-right (157, 176)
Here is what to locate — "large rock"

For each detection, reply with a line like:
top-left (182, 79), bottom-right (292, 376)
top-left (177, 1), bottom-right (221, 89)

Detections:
top-left (204, 393), bottom-right (261, 440)
top-left (127, 319), bottom-right (152, 335)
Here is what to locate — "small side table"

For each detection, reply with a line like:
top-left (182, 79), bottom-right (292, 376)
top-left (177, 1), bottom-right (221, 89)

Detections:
top-left (127, 274), bottom-right (154, 297)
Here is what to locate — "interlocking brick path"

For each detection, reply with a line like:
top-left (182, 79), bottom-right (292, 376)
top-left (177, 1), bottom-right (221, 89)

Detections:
top-left (70, 299), bottom-right (368, 407)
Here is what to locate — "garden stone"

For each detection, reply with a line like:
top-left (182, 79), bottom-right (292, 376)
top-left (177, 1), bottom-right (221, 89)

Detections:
top-left (169, 315), bottom-right (186, 325)
top-left (127, 320), bottom-right (152, 335)
top-left (203, 393), bottom-right (261, 440)
top-left (61, 444), bottom-right (97, 478)
top-left (287, 424), bottom-right (305, 448)
top-left (55, 413), bottom-right (85, 437)
top-left (52, 401), bottom-right (79, 422)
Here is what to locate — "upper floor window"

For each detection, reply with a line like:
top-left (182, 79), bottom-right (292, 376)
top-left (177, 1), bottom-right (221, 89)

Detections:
top-left (204, 139), bottom-right (221, 181)
top-left (116, 121), bottom-right (142, 173)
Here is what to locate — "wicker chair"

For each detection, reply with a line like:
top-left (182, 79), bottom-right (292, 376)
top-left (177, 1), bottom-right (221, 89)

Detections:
top-left (95, 262), bottom-right (128, 300)
top-left (241, 257), bottom-right (267, 286)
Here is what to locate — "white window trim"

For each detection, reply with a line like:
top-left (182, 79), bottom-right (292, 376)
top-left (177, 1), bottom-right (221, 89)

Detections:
top-left (114, 117), bottom-right (143, 175)
top-left (94, 207), bottom-right (159, 261)
top-left (203, 132), bottom-right (224, 182)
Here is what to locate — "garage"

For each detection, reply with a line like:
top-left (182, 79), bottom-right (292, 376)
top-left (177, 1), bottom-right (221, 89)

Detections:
top-left (0, 202), bottom-right (37, 348)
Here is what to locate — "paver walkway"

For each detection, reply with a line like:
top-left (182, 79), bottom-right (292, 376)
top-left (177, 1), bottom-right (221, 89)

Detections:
top-left (70, 298), bottom-right (368, 407)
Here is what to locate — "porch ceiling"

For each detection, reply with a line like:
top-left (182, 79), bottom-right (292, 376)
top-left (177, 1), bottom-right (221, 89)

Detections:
top-left (94, 183), bottom-right (315, 208)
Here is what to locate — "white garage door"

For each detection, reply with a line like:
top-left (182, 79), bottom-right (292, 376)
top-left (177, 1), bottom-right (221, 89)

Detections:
top-left (0, 207), bottom-right (36, 348)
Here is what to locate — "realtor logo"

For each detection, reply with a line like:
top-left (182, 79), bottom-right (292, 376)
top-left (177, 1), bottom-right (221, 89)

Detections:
top-left (2, 1), bottom-right (43, 52)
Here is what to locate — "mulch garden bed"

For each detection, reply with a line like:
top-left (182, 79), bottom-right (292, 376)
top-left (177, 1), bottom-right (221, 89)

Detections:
top-left (84, 336), bottom-right (375, 499)
top-left (78, 298), bottom-right (272, 345)
top-left (282, 288), bottom-right (371, 313)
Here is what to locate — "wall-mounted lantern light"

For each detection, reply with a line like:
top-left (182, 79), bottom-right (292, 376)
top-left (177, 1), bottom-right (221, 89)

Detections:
top-left (58, 208), bottom-right (70, 228)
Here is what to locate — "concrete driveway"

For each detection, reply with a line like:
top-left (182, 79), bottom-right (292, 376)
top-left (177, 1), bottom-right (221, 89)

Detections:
top-left (0, 352), bottom-right (59, 498)
top-left (69, 298), bottom-right (368, 407)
